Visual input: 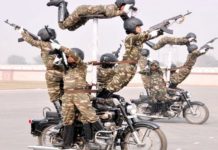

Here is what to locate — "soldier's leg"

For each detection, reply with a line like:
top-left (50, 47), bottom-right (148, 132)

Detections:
top-left (145, 33), bottom-right (197, 50)
top-left (106, 64), bottom-right (137, 92)
top-left (45, 71), bottom-right (63, 115)
top-left (54, 93), bottom-right (75, 148)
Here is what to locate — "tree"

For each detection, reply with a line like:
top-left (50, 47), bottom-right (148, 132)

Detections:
top-left (7, 55), bottom-right (27, 64)
top-left (33, 55), bottom-right (43, 64)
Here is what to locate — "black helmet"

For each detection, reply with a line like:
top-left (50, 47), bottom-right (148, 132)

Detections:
top-left (115, 0), bottom-right (135, 8)
top-left (100, 53), bottom-right (118, 68)
top-left (124, 17), bottom-right (143, 34)
top-left (140, 49), bottom-right (150, 57)
top-left (187, 44), bottom-right (198, 53)
top-left (37, 27), bottom-right (56, 41)
top-left (150, 60), bottom-right (160, 67)
top-left (171, 63), bottom-right (177, 71)
top-left (71, 48), bottom-right (84, 60)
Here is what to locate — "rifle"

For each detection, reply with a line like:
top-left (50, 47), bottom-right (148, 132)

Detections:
top-left (4, 19), bottom-right (39, 42)
top-left (147, 11), bottom-right (192, 34)
top-left (199, 37), bottom-right (218, 50)
top-left (113, 44), bottom-right (122, 58)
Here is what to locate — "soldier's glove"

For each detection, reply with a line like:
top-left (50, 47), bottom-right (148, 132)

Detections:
top-left (123, 4), bottom-right (134, 14)
top-left (51, 42), bottom-right (61, 50)
top-left (16, 27), bottom-right (24, 34)
top-left (157, 30), bottom-right (164, 36)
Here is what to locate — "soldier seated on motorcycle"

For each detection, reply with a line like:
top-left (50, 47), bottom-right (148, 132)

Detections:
top-left (139, 60), bottom-right (179, 115)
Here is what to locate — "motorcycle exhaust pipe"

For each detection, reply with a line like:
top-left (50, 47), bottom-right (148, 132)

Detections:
top-left (28, 145), bottom-right (76, 150)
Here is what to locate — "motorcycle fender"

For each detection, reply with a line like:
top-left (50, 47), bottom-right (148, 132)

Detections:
top-left (133, 121), bottom-right (160, 130)
top-left (183, 101), bottom-right (205, 117)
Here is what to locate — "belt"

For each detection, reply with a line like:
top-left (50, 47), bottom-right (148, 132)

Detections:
top-left (65, 89), bottom-right (98, 94)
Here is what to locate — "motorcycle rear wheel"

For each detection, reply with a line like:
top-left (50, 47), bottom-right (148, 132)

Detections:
top-left (184, 103), bottom-right (209, 124)
top-left (124, 125), bottom-right (167, 150)
top-left (38, 125), bottom-right (61, 146)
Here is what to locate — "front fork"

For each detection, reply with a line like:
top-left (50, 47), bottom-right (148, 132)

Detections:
top-left (119, 105), bottom-right (143, 145)
top-left (186, 100), bottom-right (196, 115)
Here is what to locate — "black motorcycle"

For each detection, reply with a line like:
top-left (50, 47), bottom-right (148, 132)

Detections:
top-left (28, 95), bottom-right (167, 150)
top-left (131, 88), bottom-right (209, 124)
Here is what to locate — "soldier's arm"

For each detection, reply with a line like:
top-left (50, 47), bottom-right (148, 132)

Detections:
top-left (59, 46), bottom-right (82, 64)
top-left (104, 4), bottom-right (124, 17)
top-left (21, 31), bottom-right (51, 50)
top-left (147, 36), bottom-right (190, 50)
top-left (126, 31), bottom-right (152, 45)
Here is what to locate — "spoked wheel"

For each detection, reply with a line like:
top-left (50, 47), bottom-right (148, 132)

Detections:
top-left (184, 103), bottom-right (209, 124)
top-left (38, 125), bottom-right (62, 146)
top-left (124, 126), bottom-right (167, 150)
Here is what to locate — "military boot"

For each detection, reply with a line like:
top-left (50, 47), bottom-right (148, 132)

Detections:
top-left (47, 0), bottom-right (65, 7)
top-left (47, 0), bottom-right (69, 22)
top-left (53, 100), bottom-right (63, 129)
top-left (97, 88), bottom-right (113, 98)
top-left (186, 32), bottom-right (197, 43)
top-left (53, 124), bottom-right (75, 149)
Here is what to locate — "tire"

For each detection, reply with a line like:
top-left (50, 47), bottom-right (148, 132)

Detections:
top-left (123, 125), bottom-right (167, 150)
top-left (38, 125), bottom-right (61, 146)
top-left (137, 104), bottom-right (155, 121)
top-left (184, 103), bottom-right (209, 124)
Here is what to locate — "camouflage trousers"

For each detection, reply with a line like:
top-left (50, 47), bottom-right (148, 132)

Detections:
top-left (61, 92), bottom-right (99, 126)
top-left (152, 36), bottom-right (189, 50)
top-left (45, 70), bottom-right (64, 102)
top-left (59, 5), bottom-right (121, 31)
top-left (149, 87), bottom-right (171, 102)
top-left (170, 51), bottom-right (201, 85)
top-left (106, 64), bottom-right (137, 92)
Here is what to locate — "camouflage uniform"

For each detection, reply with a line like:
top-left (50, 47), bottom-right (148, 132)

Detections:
top-left (139, 69), bottom-right (170, 102)
top-left (21, 32), bottom-right (64, 102)
top-left (150, 36), bottom-right (190, 50)
top-left (170, 50), bottom-right (203, 85)
top-left (105, 32), bottom-right (151, 92)
top-left (59, 4), bottom-right (124, 31)
top-left (97, 66), bottom-right (115, 91)
top-left (59, 47), bottom-right (98, 125)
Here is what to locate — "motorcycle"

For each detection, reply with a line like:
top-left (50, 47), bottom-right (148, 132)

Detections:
top-left (131, 88), bottom-right (209, 124)
top-left (28, 94), bottom-right (167, 150)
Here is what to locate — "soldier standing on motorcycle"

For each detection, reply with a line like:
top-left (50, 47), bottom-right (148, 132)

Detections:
top-left (50, 43), bottom-right (105, 149)
top-left (16, 27), bottom-right (64, 121)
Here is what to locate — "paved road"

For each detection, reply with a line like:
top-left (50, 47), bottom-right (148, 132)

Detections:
top-left (0, 86), bottom-right (218, 150)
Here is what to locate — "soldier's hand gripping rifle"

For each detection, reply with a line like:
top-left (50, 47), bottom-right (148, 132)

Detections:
top-left (147, 11), bottom-right (192, 35)
top-left (199, 37), bottom-right (218, 51)
top-left (4, 19), bottom-right (39, 42)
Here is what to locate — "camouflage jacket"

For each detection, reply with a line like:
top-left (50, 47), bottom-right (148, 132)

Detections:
top-left (59, 47), bottom-right (88, 90)
top-left (123, 32), bottom-right (151, 62)
top-left (97, 66), bottom-right (115, 90)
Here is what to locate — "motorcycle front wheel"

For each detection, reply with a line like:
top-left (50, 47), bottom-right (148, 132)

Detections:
top-left (123, 125), bottom-right (167, 150)
top-left (184, 102), bottom-right (209, 124)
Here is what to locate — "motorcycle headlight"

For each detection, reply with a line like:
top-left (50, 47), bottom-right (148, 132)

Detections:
top-left (126, 104), bottom-right (137, 115)
top-left (186, 92), bottom-right (191, 98)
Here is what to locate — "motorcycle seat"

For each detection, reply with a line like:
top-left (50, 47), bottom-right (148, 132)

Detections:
top-left (46, 111), bottom-right (59, 119)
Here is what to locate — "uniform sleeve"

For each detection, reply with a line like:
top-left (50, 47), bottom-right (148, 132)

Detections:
top-left (59, 46), bottom-right (82, 64)
top-left (105, 4), bottom-right (124, 17)
top-left (21, 32), bottom-right (51, 51)
top-left (126, 32), bottom-right (152, 45)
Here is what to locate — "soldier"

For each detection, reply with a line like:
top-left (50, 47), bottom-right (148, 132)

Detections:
top-left (16, 27), bottom-right (63, 120)
top-left (139, 60), bottom-right (171, 102)
top-left (47, 0), bottom-right (136, 31)
top-left (97, 53), bottom-right (118, 91)
top-left (169, 43), bottom-right (214, 88)
top-left (97, 17), bottom-right (195, 98)
top-left (50, 43), bottom-right (104, 149)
